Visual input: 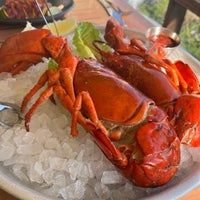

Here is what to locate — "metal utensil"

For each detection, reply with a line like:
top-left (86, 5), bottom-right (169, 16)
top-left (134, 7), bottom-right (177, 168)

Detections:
top-left (34, 0), bottom-right (59, 36)
top-left (98, 0), bottom-right (127, 26)
top-left (0, 102), bottom-right (23, 128)
top-left (105, 0), bottom-right (133, 16)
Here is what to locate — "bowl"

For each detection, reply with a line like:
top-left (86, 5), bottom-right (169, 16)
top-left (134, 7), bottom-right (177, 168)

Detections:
top-left (0, 26), bottom-right (200, 200)
top-left (145, 26), bottom-right (181, 56)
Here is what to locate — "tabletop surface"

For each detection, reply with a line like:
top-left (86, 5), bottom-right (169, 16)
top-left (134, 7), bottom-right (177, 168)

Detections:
top-left (0, 0), bottom-right (200, 199)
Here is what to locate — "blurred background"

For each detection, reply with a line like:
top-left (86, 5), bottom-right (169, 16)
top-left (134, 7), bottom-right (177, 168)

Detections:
top-left (126, 0), bottom-right (200, 61)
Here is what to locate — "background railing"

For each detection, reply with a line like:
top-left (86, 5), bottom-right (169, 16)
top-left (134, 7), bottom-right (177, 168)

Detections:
top-left (127, 0), bottom-right (200, 61)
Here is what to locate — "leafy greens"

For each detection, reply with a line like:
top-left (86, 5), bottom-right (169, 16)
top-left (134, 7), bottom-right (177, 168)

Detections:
top-left (73, 21), bottom-right (109, 60)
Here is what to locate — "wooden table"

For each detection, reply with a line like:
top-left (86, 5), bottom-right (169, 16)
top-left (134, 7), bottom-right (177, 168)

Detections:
top-left (0, 0), bottom-right (199, 199)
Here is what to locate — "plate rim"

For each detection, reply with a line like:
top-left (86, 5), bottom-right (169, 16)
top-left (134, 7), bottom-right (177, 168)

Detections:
top-left (0, 26), bottom-right (200, 200)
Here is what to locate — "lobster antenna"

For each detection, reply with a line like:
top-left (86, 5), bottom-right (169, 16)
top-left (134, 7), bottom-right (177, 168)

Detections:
top-left (34, 0), bottom-right (59, 36)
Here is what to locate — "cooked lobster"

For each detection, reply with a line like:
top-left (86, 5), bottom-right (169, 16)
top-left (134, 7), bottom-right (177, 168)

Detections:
top-left (0, 18), bottom-right (199, 187)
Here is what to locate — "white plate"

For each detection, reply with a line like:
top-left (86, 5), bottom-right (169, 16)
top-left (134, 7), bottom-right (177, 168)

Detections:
top-left (0, 27), bottom-right (200, 200)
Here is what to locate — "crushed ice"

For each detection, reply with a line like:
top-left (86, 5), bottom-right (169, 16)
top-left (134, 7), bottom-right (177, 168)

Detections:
top-left (0, 59), bottom-right (199, 200)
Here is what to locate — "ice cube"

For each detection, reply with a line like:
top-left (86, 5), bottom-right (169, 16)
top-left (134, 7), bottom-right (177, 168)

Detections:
top-left (76, 149), bottom-right (85, 162)
top-left (22, 132), bottom-right (35, 144)
top-left (65, 159), bottom-right (81, 181)
top-left (49, 157), bottom-right (67, 170)
top-left (111, 188), bottom-right (128, 200)
top-left (101, 171), bottom-right (125, 185)
top-left (52, 114), bottom-right (68, 128)
top-left (188, 146), bottom-right (200, 162)
top-left (0, 143), bottom-right (15, 161)
top-left (17, 143), bottom-right (43, 155)
top-left (1, 129), bottom-right (14, 141)
top-left (29, 166), bottom-right (43, 184)
top-left (59, 180), bottom-right (86, 200)
top-left (35, 128), bottom-right (52, 144)
top-left (53, 173), bottom-right (66, 188)
top-left (34, 161), bottom-right (45, 176)
top-left (44, 137), bottom-right (59, 149)
top-left (84, 185), bottom-right (99, 199)
top-left (80, 163), bottom-right (94, 180)
top-left (94, 182), bottom-right (111, 199)
top-left (12, 164), bottom-right (29, 183)
top-left (92, 160), bottom-right (114, 179)
top-left (42, 169), bottom-right (56, 185)
top-left (39, 149), bottom-right (56, 162)
top-left (13, 127), bottom-right (27, 145)
top-left (62, 142), bottom-right (76, 159)
top-left (179, 145), bottom-right (193, 170)
top-left (0, 108), bottom-right (19, 126)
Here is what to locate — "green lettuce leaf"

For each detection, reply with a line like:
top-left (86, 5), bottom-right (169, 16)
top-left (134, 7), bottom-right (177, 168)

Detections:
top-left (0, 8), bottom-right (8, 19)
top-left (72, 21), bottom-right (109, 60)
top-left (48, 58), bottom-right (58, 70)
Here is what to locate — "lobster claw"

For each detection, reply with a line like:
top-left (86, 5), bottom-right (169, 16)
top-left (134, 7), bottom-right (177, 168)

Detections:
top-left (0, 29), bottom-right (51, 75)
top-left (104, 17), bottom-right (146, 56)
top-left (173, 95), bottom-right (200, 147)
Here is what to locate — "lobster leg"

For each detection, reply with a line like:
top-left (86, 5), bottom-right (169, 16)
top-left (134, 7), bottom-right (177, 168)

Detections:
top-left (57, 42), bottom-right (79, 75)
top-left (21, 71), bottom-right (48, 112)
top-left (72, 90), bottom-right (128, 166)
top-left (53, 83), bottom-right (94, 134)
top-left (72, 91), bottom-right (107, 136)
top-left (144, 54), bottom-right (188, 91)
top-left (25, 87), bottom-right (54, 131)
top-left (24, 72), bottom-right (75, 132)
top-left (22, 69), bottom-right (60, 131)
top-left (60, 68), bottom-right (76, 102)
